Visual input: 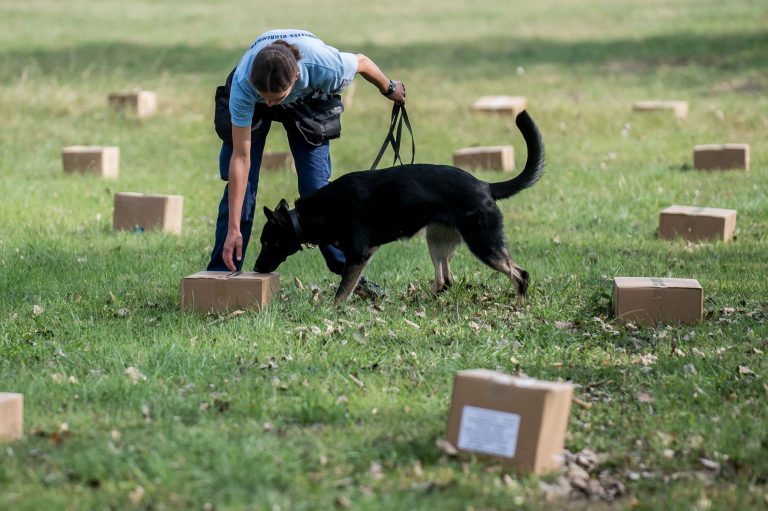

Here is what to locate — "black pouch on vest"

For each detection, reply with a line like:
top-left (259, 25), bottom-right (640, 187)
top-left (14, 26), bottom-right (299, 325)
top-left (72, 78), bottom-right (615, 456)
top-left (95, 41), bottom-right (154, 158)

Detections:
top-left (283, 91), bottom-right (344, 146)
top-left (214, 68), bottom-right (236, 143)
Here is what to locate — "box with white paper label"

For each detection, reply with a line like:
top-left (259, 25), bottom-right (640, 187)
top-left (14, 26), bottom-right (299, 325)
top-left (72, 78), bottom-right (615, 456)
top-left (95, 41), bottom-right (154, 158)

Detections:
top-left (445, 369), bottom-right (573, 474)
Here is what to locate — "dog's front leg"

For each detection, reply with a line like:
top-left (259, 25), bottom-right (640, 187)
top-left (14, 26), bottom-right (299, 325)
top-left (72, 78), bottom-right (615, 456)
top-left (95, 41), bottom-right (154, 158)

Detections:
top-left (333, 247), bottom-right (379, 306)
top-left (333, 263), bottom-right (367, 305)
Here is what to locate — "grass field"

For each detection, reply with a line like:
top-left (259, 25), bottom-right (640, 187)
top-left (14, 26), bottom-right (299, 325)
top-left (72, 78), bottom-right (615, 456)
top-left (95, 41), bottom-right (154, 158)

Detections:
top-left (1, 0), bottom-right (767, 509)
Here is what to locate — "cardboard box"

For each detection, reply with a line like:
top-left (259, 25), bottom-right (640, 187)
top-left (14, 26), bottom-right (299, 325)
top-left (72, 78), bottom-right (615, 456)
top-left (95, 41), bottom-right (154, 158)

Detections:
top-left (0, 393), bottom-right (23, 442)
top-left (445, 369), bottom-right (573, 474)
top-left (261, 151), bottom-right (295, 171)
top-left (453, 146), bottom-right (515, 171)
top-left (632, 100), bottom-right (688, 119)
top-left (659, 205), bottom-right (737, 242)
top-left (181, 271), bottom-right (280, 313)
top-left (472, 96), bottom-right (527, 116)
top-left (693, 144), bottom-right (750, 171)
top-left (113, 192), bottom-right (184, 234)
top-left (62, 146), bottom-right (119, 179)
top-left (613, 277), bottom-right (703, 325)
top-left (108, 90), bottom-right (158, 118)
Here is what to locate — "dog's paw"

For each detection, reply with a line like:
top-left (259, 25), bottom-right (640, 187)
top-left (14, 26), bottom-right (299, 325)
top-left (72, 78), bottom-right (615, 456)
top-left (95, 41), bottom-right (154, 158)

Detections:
top-left (518, 269), bottom-right (530, 296)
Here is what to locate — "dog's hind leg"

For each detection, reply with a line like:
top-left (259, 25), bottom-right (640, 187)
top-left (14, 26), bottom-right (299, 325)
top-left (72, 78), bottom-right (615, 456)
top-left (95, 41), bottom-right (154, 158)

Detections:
top-left (333, 247), bottom-right (379, 306)
top-left (426, 224), bottom-right (461, 294)
top-left (458, 211), bottom-right (529, 301)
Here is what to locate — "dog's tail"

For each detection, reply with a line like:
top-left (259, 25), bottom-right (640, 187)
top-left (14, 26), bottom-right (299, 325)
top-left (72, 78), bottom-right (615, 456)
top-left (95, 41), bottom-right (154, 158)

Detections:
top-left (489, 110), bottom-right (545, 201)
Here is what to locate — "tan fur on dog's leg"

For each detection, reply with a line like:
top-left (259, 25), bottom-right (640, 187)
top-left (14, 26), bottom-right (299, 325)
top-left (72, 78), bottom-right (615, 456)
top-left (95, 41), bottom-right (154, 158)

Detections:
top-left (488, 255), bottom-right (529, 304)
top-left (426, 224), bottom-right (461, 294)
top-left (334, 263), bottom-right (368, 305)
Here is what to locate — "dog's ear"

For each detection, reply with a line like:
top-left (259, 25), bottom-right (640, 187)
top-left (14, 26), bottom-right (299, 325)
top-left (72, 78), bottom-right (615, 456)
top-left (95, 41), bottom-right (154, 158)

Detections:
top-left (263, 206), bottom-right (275, 223)
top-left (275, 199), bottom-right (291, 221)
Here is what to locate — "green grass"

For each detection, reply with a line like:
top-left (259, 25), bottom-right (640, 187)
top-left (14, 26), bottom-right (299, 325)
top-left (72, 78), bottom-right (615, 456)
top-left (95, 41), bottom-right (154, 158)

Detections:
top-left (1, 0), bottom-right (767, 509)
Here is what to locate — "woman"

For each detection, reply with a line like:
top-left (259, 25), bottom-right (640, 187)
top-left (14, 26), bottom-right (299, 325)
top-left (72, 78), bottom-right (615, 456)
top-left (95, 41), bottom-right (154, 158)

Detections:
top-left (208, 29), bottom-right (405, 297)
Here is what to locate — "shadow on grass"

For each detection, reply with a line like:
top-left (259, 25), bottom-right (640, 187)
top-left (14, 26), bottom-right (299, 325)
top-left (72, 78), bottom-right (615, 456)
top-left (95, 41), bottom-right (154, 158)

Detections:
top-left (1, 30), bottom-right (766, 83)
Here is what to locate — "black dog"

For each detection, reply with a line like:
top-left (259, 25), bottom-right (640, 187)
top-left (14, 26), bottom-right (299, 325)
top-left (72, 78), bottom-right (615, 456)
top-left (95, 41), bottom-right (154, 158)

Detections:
top-left (255, 110), bottom-right (544, 305)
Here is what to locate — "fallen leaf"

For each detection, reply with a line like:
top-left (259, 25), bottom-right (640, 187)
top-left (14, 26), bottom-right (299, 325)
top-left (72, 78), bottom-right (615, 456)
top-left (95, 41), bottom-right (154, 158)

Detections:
top-left (404, 319), bottom-right (420, 329)
top-left (124, 367), bottom-right (147, 383)
top-left (699, 458), bottom-right (720, 473)
top-left (683, 364), bottom-right (697, 375)
top-left (334, 495), bottom-right (352, 509)
top-left (435, 438), bottom-right (458, 456)
top-left (32, 304), bottom-right (44, 315)
top-left (738, 365), bottom-right (755, 375)
top-left (128, 486), bottom-right (145, 505)
top-left (554, 321), bottom-right (574, 330)
top-left (692, 348), bottom-right (706, 357)
top-left (634, 354), bottom-right (658, 366)
top-left (636, 391), bottom-right (655, 403)
top-left (369, 461), bottom-right (384, 481)
top-left (348, 374), bottom-right (365, 389)
top-left (572, 396), bottom-right (592, 409)
top-left (294, 277), bottom-right (304, 290)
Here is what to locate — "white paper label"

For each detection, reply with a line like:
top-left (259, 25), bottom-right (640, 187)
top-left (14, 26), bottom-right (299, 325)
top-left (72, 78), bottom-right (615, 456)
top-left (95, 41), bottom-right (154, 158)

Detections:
top-left (457, 405), bottom-right (521, 458)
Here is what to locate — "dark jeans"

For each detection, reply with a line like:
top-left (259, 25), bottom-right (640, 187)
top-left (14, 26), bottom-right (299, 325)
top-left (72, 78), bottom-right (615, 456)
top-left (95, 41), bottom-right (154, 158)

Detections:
top-left (207, 107), bottom-right (346, 275)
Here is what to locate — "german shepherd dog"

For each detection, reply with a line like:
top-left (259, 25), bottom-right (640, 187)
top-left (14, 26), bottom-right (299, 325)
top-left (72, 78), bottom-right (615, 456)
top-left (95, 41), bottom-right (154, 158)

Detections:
top-left (254, 110), bottom-right (545, 305)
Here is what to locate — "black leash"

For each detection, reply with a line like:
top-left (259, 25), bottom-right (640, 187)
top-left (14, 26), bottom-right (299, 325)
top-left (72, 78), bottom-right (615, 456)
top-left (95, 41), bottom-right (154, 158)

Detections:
top-left (370, 102), bottom-right (415, 170)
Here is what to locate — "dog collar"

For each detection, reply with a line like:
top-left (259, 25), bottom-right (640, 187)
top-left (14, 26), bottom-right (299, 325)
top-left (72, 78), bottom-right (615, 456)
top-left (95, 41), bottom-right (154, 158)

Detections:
top-left (289, 208), bottom-right (304, 244)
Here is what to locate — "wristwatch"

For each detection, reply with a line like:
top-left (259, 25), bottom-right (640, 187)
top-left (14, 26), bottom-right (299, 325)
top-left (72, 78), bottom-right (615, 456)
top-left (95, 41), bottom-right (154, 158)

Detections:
top-left (381, 79), bottom-right (396, 96)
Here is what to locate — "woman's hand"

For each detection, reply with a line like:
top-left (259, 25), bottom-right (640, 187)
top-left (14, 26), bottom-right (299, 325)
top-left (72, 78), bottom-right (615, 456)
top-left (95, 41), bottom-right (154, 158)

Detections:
top-left (222, 229), bottom-right (243, 272)
top-left (386, 80), bottom-right (406, 105)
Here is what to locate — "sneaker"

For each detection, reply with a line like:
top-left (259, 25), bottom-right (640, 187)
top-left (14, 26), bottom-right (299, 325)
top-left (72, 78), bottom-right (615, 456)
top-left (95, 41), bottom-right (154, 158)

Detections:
top-left (354, 276), bottom-right (385, 301)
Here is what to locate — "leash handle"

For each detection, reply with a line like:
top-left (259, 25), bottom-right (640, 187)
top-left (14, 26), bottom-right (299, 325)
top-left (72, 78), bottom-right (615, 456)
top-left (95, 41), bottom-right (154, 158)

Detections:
top-left (370, 103), bottom-right (415, 170)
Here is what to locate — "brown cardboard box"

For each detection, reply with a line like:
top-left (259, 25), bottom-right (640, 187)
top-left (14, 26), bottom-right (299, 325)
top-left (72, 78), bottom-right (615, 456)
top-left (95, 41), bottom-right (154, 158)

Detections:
top-left (632, 100), bottom-right (688, 119)
top-left (445, 369), bottom-right (573, 474)
top-left (693, 144), bottom-right (750, 171)
top-left (472, 96), bottom-right (527, 116)
top-left (261, 151), bottom-right (295, 171)
top-left (453, 146), bottom-right (515, 171)
top-left (613, 277), bottom-right (703, 325)
top-left (659, 205), bottom-right (737, 242)
top-left (62, 146), bottom-right (119, 179)
top-left (108, 90), bottom-right (158, 118)
top-left (181, 271), bottom-right (280, 313)
top-left (0, 393), bottom-right (23, 442)
top-left (113, 192), bottom-right (184, 234)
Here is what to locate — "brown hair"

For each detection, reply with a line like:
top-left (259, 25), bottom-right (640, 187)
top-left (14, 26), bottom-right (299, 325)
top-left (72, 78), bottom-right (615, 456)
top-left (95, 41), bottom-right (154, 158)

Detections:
top-left (250, 41), bottom-right (302, 93)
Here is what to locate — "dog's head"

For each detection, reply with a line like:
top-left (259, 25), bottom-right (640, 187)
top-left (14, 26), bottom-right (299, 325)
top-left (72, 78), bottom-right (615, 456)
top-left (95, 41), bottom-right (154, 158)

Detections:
top-left (253, 199), bottom-right (303, 273)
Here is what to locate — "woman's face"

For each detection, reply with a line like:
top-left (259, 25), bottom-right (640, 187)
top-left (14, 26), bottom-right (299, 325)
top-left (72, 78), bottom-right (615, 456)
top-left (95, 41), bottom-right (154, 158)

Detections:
top-left (259, 72), bottom-right (299, 107)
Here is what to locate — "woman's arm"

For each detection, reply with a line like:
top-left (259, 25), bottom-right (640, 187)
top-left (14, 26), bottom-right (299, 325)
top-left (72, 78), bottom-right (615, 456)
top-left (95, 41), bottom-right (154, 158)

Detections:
top-left (221, 125), bottom-right (251, 271)
top-left (356, 54), bottom-right (406, 104)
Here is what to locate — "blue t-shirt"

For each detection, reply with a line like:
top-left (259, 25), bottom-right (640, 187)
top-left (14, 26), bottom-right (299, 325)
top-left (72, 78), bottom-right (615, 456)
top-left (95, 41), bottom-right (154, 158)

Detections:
top-left (229, 29), bottom-right (358, 127)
